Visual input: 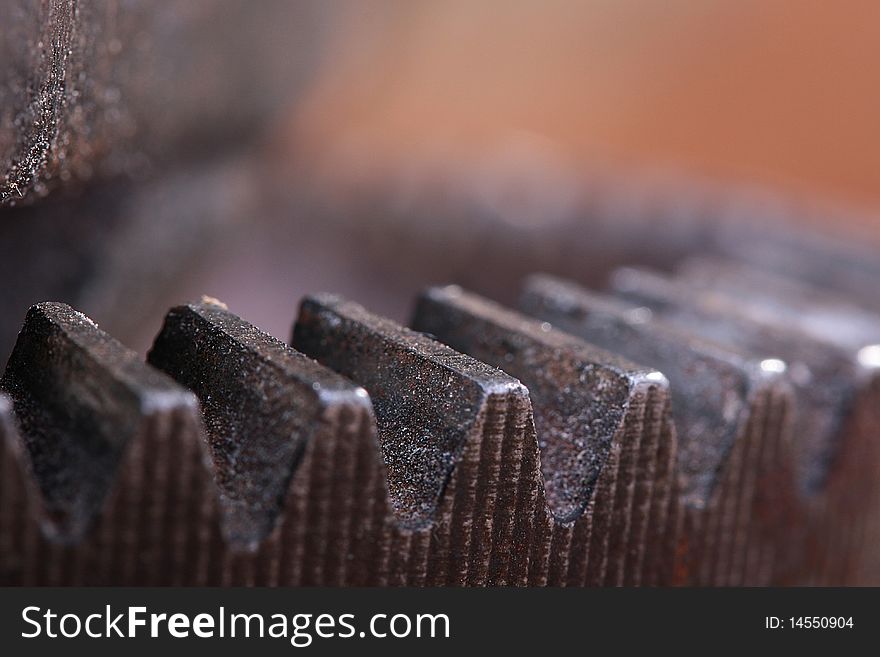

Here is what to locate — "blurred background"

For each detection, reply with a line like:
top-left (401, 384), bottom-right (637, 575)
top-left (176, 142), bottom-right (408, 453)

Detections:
top-left (3, 0), bottom-right (880, 356)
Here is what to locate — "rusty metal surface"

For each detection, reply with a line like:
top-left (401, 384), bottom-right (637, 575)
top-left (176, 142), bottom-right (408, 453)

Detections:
top-left (520, 273), bottom-right (792, 510)
top-left (1, 1), bottom-right (77, 204)
top-left (2, 6), bottom-right (879, 587)
top-left (518, 275), bottom-right (797, 585)
top-left (1, 295), bottom-right (544, 584)
top-left (609, 265), bottom-right (861, 493)
top-left (0, 302), bottom-right (199, 543)
top-left (413, 285), bottom-right (663, 520)
top-left (1, 0), bottom-right (332, 205)
top-left (0, 249), bottom-right (878, 585)
top-left (148, 299), bottom-right (370, 549)
top-left (292, 293), bottom-right (541, 584)
top-left (411, 285), bottom-right (677, 586)
top-left (294, 293), bottom-right (526, 526)
top-left (632, 259), bottom-right (880, 584)
top-left (0, 301), bottom-right (215, 584)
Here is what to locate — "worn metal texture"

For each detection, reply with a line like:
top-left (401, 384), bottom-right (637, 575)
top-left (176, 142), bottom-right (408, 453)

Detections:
top-left (619, 261), bottom-right (880, 584)
top-left (411, 285), bottom-right (677, 586)
top-left (292, 293), bottom-right (541, 585)
top-left (2, 296), bottom-right (546, 585)
top-left (0, 263), bottom-right (877, 585)
top-left (147, 299), bottom-right (396, 586)
top-left (519, 275), bottom-right (795, 585)
top-left (609, 265), bottom-right (860, 494)
top-left (1, 0), bottom-right (332, 205)
top-left (1, 0), bottom-right (78, 204)
top-left (148, 299), bottom-right (370, 550)
top-left (520, 274), bottom-right (791, 507)
top-left (0, 297), bottom-right (537, 585)
top-left (0, 301), bottom-right (217, 584)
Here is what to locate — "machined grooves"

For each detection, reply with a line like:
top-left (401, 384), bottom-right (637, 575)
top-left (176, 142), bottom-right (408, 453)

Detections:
top-left (411, 286), bottom-right (675, 587)
top-left (519, 274), bottom-right (805, 585)
top-left (0, 261), bottom-right (878, 585)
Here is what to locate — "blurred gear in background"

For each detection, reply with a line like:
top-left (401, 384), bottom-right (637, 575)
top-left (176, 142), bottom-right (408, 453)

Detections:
top-left (1, 0), bottom-right (335, 354)
top-left (4, 1), bottom-right (880, 355)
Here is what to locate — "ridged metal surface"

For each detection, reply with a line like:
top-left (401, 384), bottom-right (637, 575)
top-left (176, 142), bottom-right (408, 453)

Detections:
top-left (0, 250), bottom-right (878, 585)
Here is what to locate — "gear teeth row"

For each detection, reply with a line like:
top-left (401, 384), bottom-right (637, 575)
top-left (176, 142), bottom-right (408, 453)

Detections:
top-left (0, 302), bottom-right (214, 585)
top-left (1, 268), bottom-right (878, 585)
top-left (519, 275), bottom-right (795, 586)
top-left (521, 274), bottom-right (792, 507)
top-left (411, 285), bottom-right (677, 586)
top-left (610, 265), bottom-right (861, 493)
top-left (611, 259), bottom-right (880, 584)
top-left (292, 292), bottom-right (538, 586)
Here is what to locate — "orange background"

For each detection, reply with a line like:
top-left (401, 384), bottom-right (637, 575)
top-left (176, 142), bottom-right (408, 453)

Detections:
top-left (291, 1), bottom-right (880, 212)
